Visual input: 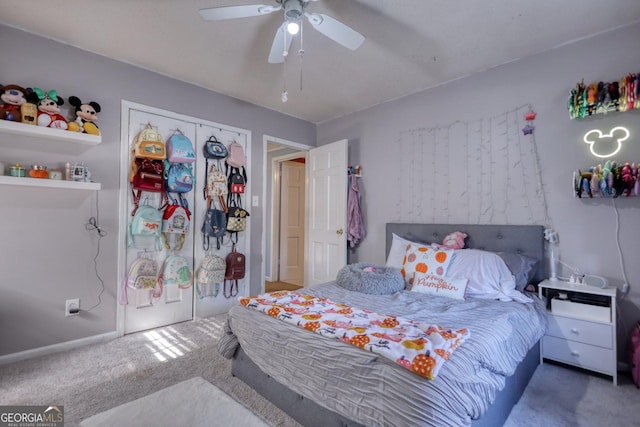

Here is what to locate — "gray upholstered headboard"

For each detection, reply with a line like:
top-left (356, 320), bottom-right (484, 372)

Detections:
top-left (386, 223), bottom-right (546, 284)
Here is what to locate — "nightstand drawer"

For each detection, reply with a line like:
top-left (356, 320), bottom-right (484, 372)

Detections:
top-left (546, 315), bottom-right (612, 348)
top-left (543, 336), bottom-right (614, 374)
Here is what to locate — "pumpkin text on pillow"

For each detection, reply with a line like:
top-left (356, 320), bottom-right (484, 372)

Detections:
top-left (411, 271), bottom-right (469, 300)
top-left (401, 243), bottom-right (454, 287)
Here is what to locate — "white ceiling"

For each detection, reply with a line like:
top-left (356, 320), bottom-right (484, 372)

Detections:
top-left (2, 1), bottom-right (640, 124)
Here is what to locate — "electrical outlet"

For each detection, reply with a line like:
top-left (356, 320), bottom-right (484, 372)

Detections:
top-left (622, 283), bottom-right (630, 294)
top-left (65, 299), bottom-right (80, 317)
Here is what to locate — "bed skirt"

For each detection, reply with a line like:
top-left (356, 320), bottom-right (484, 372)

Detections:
top-left (231, 341), bottom-right (541, 427)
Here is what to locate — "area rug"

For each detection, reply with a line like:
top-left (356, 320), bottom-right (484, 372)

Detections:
top-left (79, 377), bottom-right (269, 427)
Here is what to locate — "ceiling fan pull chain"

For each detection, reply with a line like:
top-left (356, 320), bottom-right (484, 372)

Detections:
top-left (299, 19), bottom-right (304, 91)
top-left (282, 27), bottom-right (288, 103)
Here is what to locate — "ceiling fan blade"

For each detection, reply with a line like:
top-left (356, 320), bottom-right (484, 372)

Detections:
top-left (304, 12), bottom-right (364, 50)
top-left (268, 23), bottom-right (293, 64)
top-left (199, 4), bottom-right (281, 21)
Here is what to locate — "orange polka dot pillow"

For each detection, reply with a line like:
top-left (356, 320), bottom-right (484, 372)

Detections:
top-left (401, 243), bottom-right (454, 287)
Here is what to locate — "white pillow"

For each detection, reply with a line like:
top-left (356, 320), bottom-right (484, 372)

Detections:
top-left (446, 249), bottom-right (532, 303)
top-left (411, 271), bottom-right (468, 300)
top-left (385, 233), bottom-right (419, 269)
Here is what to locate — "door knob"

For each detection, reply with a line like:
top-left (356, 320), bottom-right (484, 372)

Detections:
top-left (336, 228), bottom-right (344, 235)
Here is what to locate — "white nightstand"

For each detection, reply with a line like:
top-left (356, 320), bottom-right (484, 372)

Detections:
top-left (538, 279), bottom-right (618, 385)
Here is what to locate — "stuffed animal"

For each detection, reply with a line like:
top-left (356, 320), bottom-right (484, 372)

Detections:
top-left (0, 84), bottom-right (30, 122)
top-left (575, 170), bottom-right (593, 198)
top-left (608, 82), bottom-right (620, 112)
top-left (20, 91), bottom-right (39, 125)
top-left (433, 231), bottom-right (467, 250)
top-left (34, 88), bottom-right (68, 129)
top-left (586, 82), bottom-right (598, 115)
top-left (600, 160), bottom-right (613, 196)
top-left (590, 165), bottom-right (601, 197)
top-left (67, 96), bottom-right (101, 135)
top-left (620, 162), bottom-right (635, 197)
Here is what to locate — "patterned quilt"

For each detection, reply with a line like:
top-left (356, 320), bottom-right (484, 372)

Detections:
top-left (239, 291), bottom-right (470, 379)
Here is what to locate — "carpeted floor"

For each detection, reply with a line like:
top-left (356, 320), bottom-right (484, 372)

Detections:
top-left (79, 377), bottom-right (269, 427)
top-left (1, 314), bottom-right (638, 426)
top-left (503, 362), bottom-right (638, 427)
top-left (0, 315), bottom-right (300, 427)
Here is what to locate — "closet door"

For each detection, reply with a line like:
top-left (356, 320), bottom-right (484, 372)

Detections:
top-left (193, 124), bottom-right (250, 318)
top-left (122, 108), bottom-right (196, 334)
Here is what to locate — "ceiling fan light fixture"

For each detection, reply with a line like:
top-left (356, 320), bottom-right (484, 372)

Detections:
top-left (284, 0), bottom-right (303, 34)
top-left (287, 21), bottom-right (300, 35)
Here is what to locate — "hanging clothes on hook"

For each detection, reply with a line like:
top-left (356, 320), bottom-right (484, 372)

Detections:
top-left (347, 174), bottom-right (365, 248)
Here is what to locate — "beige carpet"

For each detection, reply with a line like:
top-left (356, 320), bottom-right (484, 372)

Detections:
top-left (0, 315), bottom-right (301, 427)
top-left (80, 377), bottom-right (268, 427)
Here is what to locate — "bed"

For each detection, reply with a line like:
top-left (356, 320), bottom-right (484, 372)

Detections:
top-left (221, 223), bottom-right (548, 426)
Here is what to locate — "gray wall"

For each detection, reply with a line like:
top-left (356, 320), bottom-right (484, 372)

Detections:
top-left (2, 20), bottom-right (640, 363)
top-left (0, 24), bottom-right (315, 356)
top-left (318, 23), bottom-right (640, 360)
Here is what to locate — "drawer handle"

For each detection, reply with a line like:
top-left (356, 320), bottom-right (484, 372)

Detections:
top-left (570, 328), bottom-right (580, 334)
top-left (570, 350), bottom-right (580, 357)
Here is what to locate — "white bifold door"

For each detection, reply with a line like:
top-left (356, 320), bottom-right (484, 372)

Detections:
top-left (120, 102), bottom-right (251, 335)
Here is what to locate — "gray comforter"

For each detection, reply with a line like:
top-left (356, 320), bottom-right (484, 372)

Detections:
top-left (223, 283), bottom-right (547, 427)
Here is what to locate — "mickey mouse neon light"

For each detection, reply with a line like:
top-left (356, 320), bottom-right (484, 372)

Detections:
top-left (583, 126), bottom-right (629, 158)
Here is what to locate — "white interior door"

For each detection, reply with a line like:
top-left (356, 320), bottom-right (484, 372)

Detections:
top-left (279, 160), bottom-right (305, 285)
top-left (306, 139), bottom-right (348, 285)
top-left (122, 108), bottom-right (196, 334)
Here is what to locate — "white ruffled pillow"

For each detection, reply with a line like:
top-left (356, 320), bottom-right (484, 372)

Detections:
top-left (446, 249), bottom-right (532, 303)
top-left (385, 233), bottom-right (421, 269)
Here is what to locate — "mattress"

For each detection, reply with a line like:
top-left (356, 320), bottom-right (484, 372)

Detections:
top-left (225, 282), bottom-right (547, 427)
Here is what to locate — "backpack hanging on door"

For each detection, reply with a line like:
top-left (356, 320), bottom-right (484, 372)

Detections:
top-left (196, 253), bottom-right (226, 298)
top-left (227, 166), bottom-right (246, 194)
top-left (133, 123), bottom-right (166, 160)
top-left (202, 201), bottom-right (227, 251)
top-left (203, 135), bottom-right (228, 201)
top-left (119, 253), bottom-right (162, 305)
top-left (128, 204), bottom-right (163, 251)
top-left (226, 140), bottom-right (246, 168)
top-left (164, 161), bottom-right (194, 194)
top-left (166, 130), bottom-right (195, 163)
top-left (224, 244), bottom-right (245, 298)
top-left (202, 135), bottom-right (228, 161)
top-left (130, 157), bottom-right (166, 214)
top-left (206, 163), bottom-right (228, 201)
top-left (226, 196), bottom-right (249, 243)
top-left (162, 202), bottom-right (191, 250)
top-left (159, 255), bottom-right (193, 290)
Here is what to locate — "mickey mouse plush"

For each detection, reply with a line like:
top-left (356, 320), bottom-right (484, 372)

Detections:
top-left (34, 88), bottom-right (68, 129)
top-left (0, 84), bottom-right (30, 122)
top-left (67, 96), bottom-right (101, 135)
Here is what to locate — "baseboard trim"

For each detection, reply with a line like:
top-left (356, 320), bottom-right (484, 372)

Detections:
top-left (0, 331), bottom-right (119, 366)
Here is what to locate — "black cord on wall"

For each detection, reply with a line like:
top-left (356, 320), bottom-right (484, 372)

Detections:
top-left (84, 192), bottom-right (107, 312)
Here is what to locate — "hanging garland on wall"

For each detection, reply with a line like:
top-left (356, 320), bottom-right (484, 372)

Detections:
top-left (395, 104), bottom-right (551, 227)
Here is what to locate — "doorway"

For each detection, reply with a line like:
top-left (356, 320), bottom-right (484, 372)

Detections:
top-left (261, 137), bottom-right (349, 293)
top-left (262, 136), bottom-right (312, 291)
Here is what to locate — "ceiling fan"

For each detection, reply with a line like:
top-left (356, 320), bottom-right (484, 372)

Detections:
top-left (199, 0), bottom-right (365, 64)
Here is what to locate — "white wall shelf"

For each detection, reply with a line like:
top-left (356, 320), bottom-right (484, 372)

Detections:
top-left (0, 175), bottom-right (101, 190)
top-left (0, 119), bottom-right (101, 146)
